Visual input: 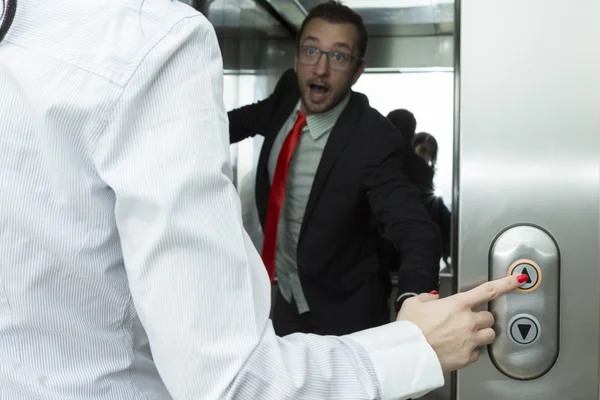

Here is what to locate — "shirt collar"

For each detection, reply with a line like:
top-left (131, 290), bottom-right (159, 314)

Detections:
top-left (293, 92), bottom-right (351, 141)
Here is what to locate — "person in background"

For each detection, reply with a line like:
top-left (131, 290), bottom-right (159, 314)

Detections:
top-left (412, 131), bottom-right (452, 266)
top-left (384, 110), bottom-right (452, 269)
top-left (414, 131), bottom-right (439, 168)
top-left (386, 108), bottom-right (435, 192)
top-left (0, 0), bottom-right (527, 399)
top-left (387, 109), bottom-right (417, 148)
top-left (380, 108), bottom-right (440, 295)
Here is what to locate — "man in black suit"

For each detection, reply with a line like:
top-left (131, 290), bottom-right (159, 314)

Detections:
top-left (228, 1), bottom-right (441, 336)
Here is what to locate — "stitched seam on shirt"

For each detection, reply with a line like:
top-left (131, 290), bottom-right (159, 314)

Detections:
top-left (4, 39), bottom-right (130, 86)
top-left (121, 294), bottom-right (153, 400)
top-left (88, 13), bottom-right (203, 158)
top-left (2, 6), bottom-right (177, 86)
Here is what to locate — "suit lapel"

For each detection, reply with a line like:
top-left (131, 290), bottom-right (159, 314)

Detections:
top-left (300, 92), bottom-right (362, 241)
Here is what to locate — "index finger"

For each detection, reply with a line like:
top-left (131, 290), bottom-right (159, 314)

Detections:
top-left (458, 274), bottom-right (525, 308)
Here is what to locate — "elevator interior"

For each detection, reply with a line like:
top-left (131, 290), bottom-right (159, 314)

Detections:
top-left (206, 0), bottom-right (456, 270)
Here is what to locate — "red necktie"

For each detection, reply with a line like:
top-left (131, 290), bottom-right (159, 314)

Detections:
top-left (261, 111), bottom-right (307, 283)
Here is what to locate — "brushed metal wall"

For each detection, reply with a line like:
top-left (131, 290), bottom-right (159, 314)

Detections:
top-left (455, 0), bottom-right (600, 399)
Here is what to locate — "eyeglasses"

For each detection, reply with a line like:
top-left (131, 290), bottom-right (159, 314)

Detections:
top-left (296, 45), bottom-right (359, 71)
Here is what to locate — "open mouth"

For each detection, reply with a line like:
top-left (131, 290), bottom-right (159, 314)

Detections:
top-left (309, 84), bottom-right (329, 94)
top-left (308, 84), bottom-right (330, 103)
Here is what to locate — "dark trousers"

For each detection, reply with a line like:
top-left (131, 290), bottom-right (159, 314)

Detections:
top-left (272, 290), bottom-right (317, 336)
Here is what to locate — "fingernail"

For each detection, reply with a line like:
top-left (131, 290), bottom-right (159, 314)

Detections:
top-left (517, 274), bottom-right (528, 284)
top-left (430, 290), bottom-right (439, 295)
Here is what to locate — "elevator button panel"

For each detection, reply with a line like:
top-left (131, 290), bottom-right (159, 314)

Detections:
top-left (488, 225), bottom-right (559, 380)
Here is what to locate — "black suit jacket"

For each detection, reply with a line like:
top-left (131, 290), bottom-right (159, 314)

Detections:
top-left (228, 69), bottom-right (441, 334)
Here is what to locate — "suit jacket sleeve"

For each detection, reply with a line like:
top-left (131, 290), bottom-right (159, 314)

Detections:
top-left (228, 68), bottom-right (296, 144)
top-left (361, 125), bottom-right (441, 296)
top-left (403, 148), bottom-right (434, 192)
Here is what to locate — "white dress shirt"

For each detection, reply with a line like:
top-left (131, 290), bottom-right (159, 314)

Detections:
top-left (0, 0), bottom-right (444, 399)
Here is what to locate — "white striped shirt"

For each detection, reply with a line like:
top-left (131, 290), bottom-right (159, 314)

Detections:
top-left (0, 0), bottom-right (444, 398)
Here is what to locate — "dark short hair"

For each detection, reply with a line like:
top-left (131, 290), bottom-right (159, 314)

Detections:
top-left (387, 109), bottom-right (417, 144)
top-left (297, 0), bottom-right (369, 59)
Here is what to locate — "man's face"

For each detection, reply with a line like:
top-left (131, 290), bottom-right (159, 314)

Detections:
top-left (294, 18), bottom-right (366, 115)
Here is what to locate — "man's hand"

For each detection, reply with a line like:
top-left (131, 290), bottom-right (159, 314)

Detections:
top-left (397, 274), bottom-right (528, 372)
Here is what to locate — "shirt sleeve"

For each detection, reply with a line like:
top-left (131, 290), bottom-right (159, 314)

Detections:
top-left (348, 321), bottom-right (445, 400)
top-left (92, 13), bottom-right (443, 400)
